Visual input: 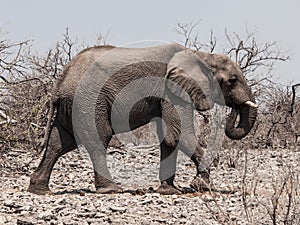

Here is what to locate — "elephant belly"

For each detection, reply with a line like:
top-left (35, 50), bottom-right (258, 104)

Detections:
top-left (109, 97), bottom-right (161, 134)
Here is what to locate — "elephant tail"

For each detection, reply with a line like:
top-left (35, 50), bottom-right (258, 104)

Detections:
top-left (38, 97), bottom-right (57, 154)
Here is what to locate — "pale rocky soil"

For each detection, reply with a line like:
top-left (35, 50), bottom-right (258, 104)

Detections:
top-left (1, 144), bottom-right (300, 225)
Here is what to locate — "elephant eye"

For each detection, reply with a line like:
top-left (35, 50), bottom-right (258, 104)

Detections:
top-left (228, 76), bottom-right (238, 85)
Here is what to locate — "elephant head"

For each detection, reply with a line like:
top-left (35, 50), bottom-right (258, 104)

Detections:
top-left (195, 51), bottom-right (258, 140)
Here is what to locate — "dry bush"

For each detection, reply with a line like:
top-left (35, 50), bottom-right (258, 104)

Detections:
top-left (240, 149), bottom-right (300, 225)
top-left (0, 31), bottom-right (31, 151)
top-left (1, 82), bottom-right (48, 150)
top-left (208, 147), bottom-right (300, 225)
top-left (0, 29), bottom-right (114, 156)
top-left (254, 83), bottom-right (300, 148)
top-left (0, 29), bottom-right (83, 154)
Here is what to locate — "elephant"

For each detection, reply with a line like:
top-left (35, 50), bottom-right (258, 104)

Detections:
top-left (27, 43), bottom-right (258, 195)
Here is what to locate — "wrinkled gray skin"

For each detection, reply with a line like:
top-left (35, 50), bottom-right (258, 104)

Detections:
top-left (28, 43), bottom-right (257, 195)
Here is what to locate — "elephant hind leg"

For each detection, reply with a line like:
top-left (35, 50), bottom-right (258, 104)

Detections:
top-left (28, 120), bottom-right (77, 195)
top-left (180, 138), bottom-right (211, 192)
top-left (190, 148), bottom-right (211, 192)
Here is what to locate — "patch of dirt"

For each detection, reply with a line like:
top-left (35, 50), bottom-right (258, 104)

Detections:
top-left (1, 145), bottom-right (300, 224)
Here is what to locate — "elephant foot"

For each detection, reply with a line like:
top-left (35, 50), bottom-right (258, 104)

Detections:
top-left (27, 184), bottom-right (52, 195)
top-left (190, 173), bottom-right (211, 192)
top-left (157, 181), bottom-right (181, 195)
top-left (95, 183), bottom-right (123, 194)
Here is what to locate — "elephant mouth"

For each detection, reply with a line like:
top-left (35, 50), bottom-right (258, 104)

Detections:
top-left (225, 100), bottom-right (258, 140)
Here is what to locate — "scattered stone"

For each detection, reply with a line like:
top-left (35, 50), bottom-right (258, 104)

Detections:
top-left (4, 200), bottom-right (22, 209)
top-left (38, 210), bottom-right (57, 221)
top-left (109, 206), bottom-right (127, 213)
top-left (16, 219), bottom-right (34, 225)
top-left (1, 146), bottom-right (299, 224)
top-left (0, 215), bottom-right (7, 224)
top-left (77, 212), bottom-right (97, 218)
top-left (138, 199), bottom-right (153, 205)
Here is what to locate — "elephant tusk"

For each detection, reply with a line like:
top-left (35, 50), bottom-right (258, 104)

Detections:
top-left (245, 101), bottom-right (258, 108)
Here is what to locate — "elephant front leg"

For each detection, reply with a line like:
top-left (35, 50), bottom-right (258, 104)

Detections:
top-left (167, 102), bottom-right (212, 192)
top-left (88, 142), bottom-right (123, 194)
top-left (85, 114), bottom-right (123, 194)
top-left (157, 141), bottom-right (181, 195)
top-left (94, 170), bottom-right (123, 194)
top-left (89, 149), bottom-right (123, 194)
top-left (155, 106), bottom-right (181, 195)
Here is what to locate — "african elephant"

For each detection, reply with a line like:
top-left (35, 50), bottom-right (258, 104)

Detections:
top-left (28, 43), bottom-right (257, 195)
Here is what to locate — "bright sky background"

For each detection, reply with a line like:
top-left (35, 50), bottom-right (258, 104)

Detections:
top-left (1, 0), bottom-right (299, 83)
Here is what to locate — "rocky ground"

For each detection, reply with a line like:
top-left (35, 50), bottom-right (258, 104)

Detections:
top-left (1, 144), bottom-right (300, 225)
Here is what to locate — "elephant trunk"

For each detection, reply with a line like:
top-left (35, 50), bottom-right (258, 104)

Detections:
top-left (225, 101), bottom-right (258, 140)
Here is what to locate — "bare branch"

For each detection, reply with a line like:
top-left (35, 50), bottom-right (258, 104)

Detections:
top-left (175, 20), bottom-right (201, 48)
top-left (95, 29), bottom-right (110, 46)
top-left (290, 83), bottom-right (300, 116)
top-left (0, 35), bottom-right (31, 77)
top-left (225, 30), bottom-right (290, 78)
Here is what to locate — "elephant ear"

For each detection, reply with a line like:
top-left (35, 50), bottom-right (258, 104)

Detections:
top-left (165, 66), bottom-right (194, 103)
top-left (165, 50), bottom-right (214, 111)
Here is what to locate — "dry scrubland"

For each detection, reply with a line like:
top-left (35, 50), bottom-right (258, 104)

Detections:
top-left (1, 25), bottom-right (300, 224)
top-left (0, 144), bottom-right (299, 224)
